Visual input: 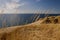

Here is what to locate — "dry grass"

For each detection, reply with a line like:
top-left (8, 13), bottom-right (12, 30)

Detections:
top-left (0, 16), bottom-right (60, 40)
top-left (0, 24), bottom-right (60, 40)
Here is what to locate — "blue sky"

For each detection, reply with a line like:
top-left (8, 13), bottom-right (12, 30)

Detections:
top-left (0, 0), bottom-right (60, 13)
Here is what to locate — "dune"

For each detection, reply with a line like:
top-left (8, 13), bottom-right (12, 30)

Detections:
top-left (0, 16), bottom-right (60, 40)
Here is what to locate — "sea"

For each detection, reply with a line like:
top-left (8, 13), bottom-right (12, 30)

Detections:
top-left (0, 13), bottom-right (60, 28)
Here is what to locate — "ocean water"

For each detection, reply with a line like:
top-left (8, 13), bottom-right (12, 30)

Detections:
top-left (0, 14), bottom-right (60, 28)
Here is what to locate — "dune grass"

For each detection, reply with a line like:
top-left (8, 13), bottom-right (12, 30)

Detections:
top-left (0, 24), bottom-right (60, 40)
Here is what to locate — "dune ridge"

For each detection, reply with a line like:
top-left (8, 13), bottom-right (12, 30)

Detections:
top-left (0, 16), bottom-right (60, 40)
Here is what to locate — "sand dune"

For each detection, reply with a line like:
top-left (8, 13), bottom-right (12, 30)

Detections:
top-left (0, 16), bottom-right (60, 40)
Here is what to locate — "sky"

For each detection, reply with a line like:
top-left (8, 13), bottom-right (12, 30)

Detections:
top-left (0, 0), bottom-right (60, 13)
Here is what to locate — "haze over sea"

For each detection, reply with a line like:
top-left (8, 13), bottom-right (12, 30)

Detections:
top-left (0, 13), bottom-right (60, 28)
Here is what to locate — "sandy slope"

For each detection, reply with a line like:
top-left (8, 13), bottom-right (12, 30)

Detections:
top-left (0, 16), bottom-right (60, 40)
